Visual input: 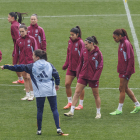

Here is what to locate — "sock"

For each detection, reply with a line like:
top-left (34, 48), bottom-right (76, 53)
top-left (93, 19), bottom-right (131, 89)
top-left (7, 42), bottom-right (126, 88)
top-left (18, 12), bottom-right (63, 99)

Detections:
top-left (70, 106), bottom-right (75, 114)
top-left (117, 103), bottom-right (123, 111)
top-left (97, 108), bottom-right (101, 114)
top-left (18, 77), bottom-right (23, 81)
top-left (26, 92), bottom-right (30, 97)
top-left (67, 97), bottom-right (72, 103)
top-left (79, 100), bottom-right (84, 106)
top-left (30, 91), bottom-right (34, 96)
top-left (134, 101), bottom-right (140, 107)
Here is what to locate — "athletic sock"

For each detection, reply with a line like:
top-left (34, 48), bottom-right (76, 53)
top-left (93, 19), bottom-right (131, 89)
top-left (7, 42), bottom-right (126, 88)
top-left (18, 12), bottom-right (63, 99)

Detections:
top-left (18, 77), bottom-right (23, 81)
top-left (67, 97), bottom-right (72, 103)
top-left (79, 100), bottom-right (84, 106)
top-left (70, 106), bottom-right (75, 114)
top-left (26, 92), bottom-right (30, 97)
top-left (134, 101), bottom-right (140, 107)
top-left (30, 91), bottom-right (34, 96)
top-left (117, 103), bottom-right (123, 111)
top-left (96, 108), bottom-right (101, 114)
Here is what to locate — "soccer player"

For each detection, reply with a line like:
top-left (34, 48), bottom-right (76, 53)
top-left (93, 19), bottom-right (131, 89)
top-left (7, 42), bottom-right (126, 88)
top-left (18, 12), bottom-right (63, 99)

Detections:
top-left (13, 24), bottom-right (38, 101)
top-left (62, 26), bottom-right (85, 110)
top-left (28, 14), bottom-right (47, 51)
top-left (110, 28), bottom-right (140, 115)
top-left (0, 50), bottom-right (2, 62)
top-left (8, 12), bottom-right (27, 84)
top-left (64, 36), bottom-right (103, 119)
top-left (0, 49), bottom-right (66, 136)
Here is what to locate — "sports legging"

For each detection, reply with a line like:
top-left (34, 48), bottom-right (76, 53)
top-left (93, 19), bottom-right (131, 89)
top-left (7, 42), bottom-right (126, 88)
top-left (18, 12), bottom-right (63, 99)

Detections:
top-left (36, 96), bottom-right (60, 131)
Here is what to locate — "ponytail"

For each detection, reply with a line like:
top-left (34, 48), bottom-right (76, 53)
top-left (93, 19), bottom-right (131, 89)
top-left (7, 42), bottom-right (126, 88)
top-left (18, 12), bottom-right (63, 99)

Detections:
top-left (70, 25), bottom-right (82, 38)
top-left (9, 12), bottom-right (27, 24)
top-left (121, 28), bottom-right (130, 41)
top-left (113, 28), bottom-right (130, 41)
top-left (85, 36), bottom-right (99, 45)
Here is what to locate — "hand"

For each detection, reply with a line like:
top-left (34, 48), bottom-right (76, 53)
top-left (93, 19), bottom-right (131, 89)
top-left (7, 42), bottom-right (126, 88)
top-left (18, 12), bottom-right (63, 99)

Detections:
top-left (0, 66), bottom-right (4, 70)
top-left (0, 59), bottom-right (2, 62)
top-left (55, 85), bottom-right (59, 91)
top-left (62, 65), bottom-right (67, 70)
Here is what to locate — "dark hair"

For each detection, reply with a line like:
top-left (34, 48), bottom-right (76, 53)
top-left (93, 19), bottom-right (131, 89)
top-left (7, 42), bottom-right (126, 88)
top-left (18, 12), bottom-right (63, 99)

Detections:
top-left (31, 14), bottom-right (38, 19)
top-left (113, 28), bottom-right (130, 41)
top-left (70, 25), bottom-right (82, 38)
top-left (19, 24), bottom-right (27, 30)
top-left (9, 12), bottom-right (27, 24)
top-left (34, 49), bottom-right (47, 61)
top-left (85, 36), bottom-right (99, 45)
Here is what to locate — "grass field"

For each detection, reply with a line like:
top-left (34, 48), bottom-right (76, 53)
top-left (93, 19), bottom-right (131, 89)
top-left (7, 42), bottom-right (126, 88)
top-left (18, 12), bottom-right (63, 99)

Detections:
top-left (0, 0), bottom-right (140, 140)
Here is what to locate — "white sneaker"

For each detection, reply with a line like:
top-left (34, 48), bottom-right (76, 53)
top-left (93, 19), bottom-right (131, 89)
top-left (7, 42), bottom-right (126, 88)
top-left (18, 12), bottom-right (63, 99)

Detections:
top-left (95, 113), bottom-right (101, 119)
top-left (64, 111), bottom-right (74, 117)
top-left (28, 95), bottom-right (34, 101)
top-left (21, 95), bottom-right (30, 100)
top-left (57, 128), bottom-right (64, 135)
top-left (36, 130), bottom-right (41, 135)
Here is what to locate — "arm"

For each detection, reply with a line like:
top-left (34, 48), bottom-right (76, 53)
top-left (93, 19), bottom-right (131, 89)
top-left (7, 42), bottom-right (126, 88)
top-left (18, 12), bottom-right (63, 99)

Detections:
top-left (13, 42), bottom-right (19, 65)
top-left (93, 52), bottom-right (103, 81)
top-left (51, 64), bottom-right (60, 86)
top-left (2, 63), bottom-right (33, 74)
top-left (62, 47), bottom-right (69, 70)
top-left (32, 38), bottom-right (38, 51)
top-left (40, 29), bottom-right (47, 51)
top-left (0, 50), bottom-right (2, 62)
top-left (11, 26), bottom-right (20, 40)
top-left (76, 52), bottom-right (84, 78)
top-left (125, 42), bottom-right (134, 76)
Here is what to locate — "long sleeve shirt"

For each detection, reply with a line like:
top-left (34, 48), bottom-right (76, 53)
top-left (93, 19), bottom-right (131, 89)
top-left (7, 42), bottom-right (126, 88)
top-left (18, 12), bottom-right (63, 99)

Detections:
top-left (28, 23), bottom-right (47, 51)
top-left (13, 34), bottom-right (38, 65)
top-left (77, 46), bottom-right (103, 81)
top-left (117, 36), bottom-right (135, 76)
top-left (63, 37), bottom-right (85, 71)
top-left (4, 59), bottom-right (60, 97)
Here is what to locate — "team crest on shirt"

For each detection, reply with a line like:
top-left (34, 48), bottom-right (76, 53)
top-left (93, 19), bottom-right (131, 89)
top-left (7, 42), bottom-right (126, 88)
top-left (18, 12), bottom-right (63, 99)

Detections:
top-left (120, 48), bottom-right (123, 52)
top-left (75, 48), bottom-right (78, 51)
top-left (27, 39), bottom-right (31, 43)
top-left (35, 29), bottom-right (38, 33)
top-left (94, 52), bottom-right (98, 56)
top-left (75, 43), bottom-right (78, 47)
top-left (92, 57), bottom-right (95, 60)
top-left (27, 44), bottom-right (30, 48)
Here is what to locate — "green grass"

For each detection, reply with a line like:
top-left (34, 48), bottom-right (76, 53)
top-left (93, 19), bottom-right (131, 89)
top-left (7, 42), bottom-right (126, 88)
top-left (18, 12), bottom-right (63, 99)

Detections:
top-left (0, 0), bottom-right (140, 139)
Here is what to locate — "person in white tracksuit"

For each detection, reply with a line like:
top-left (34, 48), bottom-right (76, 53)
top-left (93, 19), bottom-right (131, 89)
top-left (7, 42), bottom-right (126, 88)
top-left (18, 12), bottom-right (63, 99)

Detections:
top-left (0, 49), bottom-right (65, 136)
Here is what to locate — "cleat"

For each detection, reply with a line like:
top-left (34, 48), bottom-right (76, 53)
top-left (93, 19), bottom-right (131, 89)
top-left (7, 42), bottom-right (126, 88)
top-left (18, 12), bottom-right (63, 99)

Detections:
top-left (36, 130), bottom-right (41, 135)
top-left (110, 109), bottom-right (122, 115)
top-left (28, 95), bottom-right (34, 101)
top-left (57, 129), bottom-right (64, 135)
top-left (75, 104), bottom-right (83, 110)
top-left (64, 111), bottom-right (74, 117)
top-left (12, 80), bottom-right (24, 84)
top-left (21, 95), bottom-right (30, 100)
top-left (130, 106), bottom-right (140, 113)
top-left (95, 113), bottom-right (101, 119)
top-left (63, 103), bottom-right (72, 109)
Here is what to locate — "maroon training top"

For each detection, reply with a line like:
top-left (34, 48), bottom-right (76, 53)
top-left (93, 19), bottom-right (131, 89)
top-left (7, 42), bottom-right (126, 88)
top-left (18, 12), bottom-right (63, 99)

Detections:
top-left (77, 45), bottom-right (103, 81)
top-left (62, 37), bottom-right (85, 71)
top-left (28, 23), bottom-right (47, 51)
top-left (13, 34), bottom-right (38, 65)
top-left (11, 20), bottom-right (20, 48)
top-left (117, 36), bottom-right (135, 76)
top-left (0, 50), bottom-right (2, 60)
